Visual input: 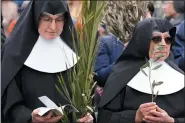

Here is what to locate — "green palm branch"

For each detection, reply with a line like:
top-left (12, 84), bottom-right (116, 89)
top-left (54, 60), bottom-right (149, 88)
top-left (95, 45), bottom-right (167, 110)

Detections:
top-left (56, 1), bottom-right (106, 122)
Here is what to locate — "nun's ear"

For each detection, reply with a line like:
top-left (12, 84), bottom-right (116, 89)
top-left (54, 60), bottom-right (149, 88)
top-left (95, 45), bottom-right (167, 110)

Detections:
top-left (169, 27), bottom-right (176, 38)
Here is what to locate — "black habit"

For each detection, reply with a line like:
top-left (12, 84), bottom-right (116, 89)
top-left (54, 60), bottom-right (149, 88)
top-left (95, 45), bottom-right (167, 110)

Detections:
top-left (97, 18), bottom-right (184, 123)
top-left (1, 1), bottom-right (78, 123)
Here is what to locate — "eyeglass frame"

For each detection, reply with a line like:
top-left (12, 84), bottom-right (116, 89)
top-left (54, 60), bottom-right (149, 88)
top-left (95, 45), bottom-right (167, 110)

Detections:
top-left (39, 12), bottom-right (66, 24)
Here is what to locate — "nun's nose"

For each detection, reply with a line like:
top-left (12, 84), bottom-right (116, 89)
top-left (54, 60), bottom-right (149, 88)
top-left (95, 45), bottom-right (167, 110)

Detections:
top-left (50, 20), bottom-right (56, 30)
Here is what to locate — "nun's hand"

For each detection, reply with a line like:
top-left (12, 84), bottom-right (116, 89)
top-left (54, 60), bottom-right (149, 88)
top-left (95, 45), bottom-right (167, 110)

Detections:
top-left (135, 102), bottom-right (157, 123)
top-left (143, 106), bottom-right (174, 123)
top-left (77, 113), bottom-right (94, 123)
top-left (31, 109), bottom-right (63, 123)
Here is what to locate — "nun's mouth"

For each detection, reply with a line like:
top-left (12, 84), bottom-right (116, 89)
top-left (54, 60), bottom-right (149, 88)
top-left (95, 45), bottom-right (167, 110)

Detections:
top-left (47, 32), bottom-right (56, 34)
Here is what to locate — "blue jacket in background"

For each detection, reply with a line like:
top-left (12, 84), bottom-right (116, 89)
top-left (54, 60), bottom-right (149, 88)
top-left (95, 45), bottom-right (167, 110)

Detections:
top-left (172, 20), bottom-right (184, 71)
top-left (94, 35), bottom-right (124, 87)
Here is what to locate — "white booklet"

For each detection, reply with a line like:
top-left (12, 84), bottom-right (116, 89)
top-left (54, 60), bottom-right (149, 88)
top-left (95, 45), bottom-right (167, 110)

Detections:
top-left (38, 96), bottom-right (79, 116)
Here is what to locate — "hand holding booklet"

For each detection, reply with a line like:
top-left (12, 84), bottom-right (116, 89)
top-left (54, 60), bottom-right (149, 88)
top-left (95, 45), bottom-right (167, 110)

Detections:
top-left (38, 96), bottom-right (79, 116)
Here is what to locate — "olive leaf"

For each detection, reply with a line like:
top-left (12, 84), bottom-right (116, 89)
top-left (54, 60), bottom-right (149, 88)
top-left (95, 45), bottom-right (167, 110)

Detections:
top-left (141, 62), bottom-right (149, 69)
top-left (152, 81), bottom-right (163, 87)
top-left (152, 64), bottom-right (162, 70)
top-left (157, 46), bottom-right (165, 51)
top-left (152, 80), bottom-right (155, 88)
top-left (140, 68), bottom-right (148, 77)
top-left (154, 54), bottom-right (165, 62)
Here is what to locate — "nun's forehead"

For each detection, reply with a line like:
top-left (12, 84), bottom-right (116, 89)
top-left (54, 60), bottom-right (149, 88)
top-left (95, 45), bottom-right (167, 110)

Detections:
top-left (152, 31), bottom-right (170, 36)
top-left (41, 12), bottom-right (66, 16)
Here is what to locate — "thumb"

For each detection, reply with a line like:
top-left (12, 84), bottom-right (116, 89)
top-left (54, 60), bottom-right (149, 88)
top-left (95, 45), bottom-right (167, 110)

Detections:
top-left (32, 109), bottom-right (40, 116)
top-left (77, 116), bottom-right (87, 122)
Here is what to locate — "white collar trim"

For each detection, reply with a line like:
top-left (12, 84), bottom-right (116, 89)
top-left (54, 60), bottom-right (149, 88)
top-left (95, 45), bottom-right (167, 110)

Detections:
top-left (24, 35), bottom-right (78, 73)
top-left (127, 61), bottom-right (184, 95)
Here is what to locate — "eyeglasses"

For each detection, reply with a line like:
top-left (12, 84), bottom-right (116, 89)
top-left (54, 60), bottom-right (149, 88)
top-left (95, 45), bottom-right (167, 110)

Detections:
top-left (40, 14), bottom-right (66, 24)
top-left (151, 36), bottom-right (173, 44)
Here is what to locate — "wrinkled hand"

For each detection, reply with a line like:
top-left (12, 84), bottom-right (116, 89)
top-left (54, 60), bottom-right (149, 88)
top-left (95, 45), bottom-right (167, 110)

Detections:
top-left (31, 108), bottom-right (63, 123)
top-left (143, 106), bottom-right (174, 123)
top-left (77, 113), bottom-right (94, 123)
top-left (135, 102), bottom-right (157, 123)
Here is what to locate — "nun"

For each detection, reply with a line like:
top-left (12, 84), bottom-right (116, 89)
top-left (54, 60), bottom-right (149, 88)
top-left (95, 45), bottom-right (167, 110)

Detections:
top-left (97, 18), bottom-right (184, 123)
top-left (1, 0), bottom-right (93, 123)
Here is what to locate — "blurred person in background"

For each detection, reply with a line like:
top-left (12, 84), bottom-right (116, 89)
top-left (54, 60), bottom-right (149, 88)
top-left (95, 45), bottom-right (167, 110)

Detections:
top-left (162, 1), bottom-right (184, 27)
top-left (97, 24), bottom-right (108, 37)
top-left (7, 1), bottom-right (30, 36)
top-left (2, 0), bottom-right (19, 36)
top-left (141, 1), bottom-right (155, 19)
top-left (145, 2), bottom-right (154, 18)
top-left (153, 1), bottom-right (165, 18)
top-left (171, 1), bottom-right (185, 71)
top-left (67, 0), bottom-right (82, 29)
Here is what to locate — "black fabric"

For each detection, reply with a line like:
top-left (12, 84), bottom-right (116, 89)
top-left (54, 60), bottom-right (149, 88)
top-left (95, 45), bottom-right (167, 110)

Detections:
top-left (1, 0), bottom-right (77, 97)
top-left (2, 66), bottom-right (72, 123)
top-left (97, 18), bottom-right (184, 123)
top-left (1, 13), bottom-right (6, 48)
top-left (1, 28), bottom-right (6, 48)
top-left (1, 0), bottom-right (77, 122)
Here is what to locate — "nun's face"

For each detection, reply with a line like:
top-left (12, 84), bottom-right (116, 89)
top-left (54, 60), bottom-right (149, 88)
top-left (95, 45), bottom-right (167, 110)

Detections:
top-left (149, 31), bottom-right (173, 61)
top-left (38, 12), bottom-right (65, 40)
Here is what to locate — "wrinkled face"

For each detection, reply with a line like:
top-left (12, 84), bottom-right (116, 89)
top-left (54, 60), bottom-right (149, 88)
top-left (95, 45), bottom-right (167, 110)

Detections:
top-left (149, 31), bottom-right (173, 61)
top-left (38, 12), bottom-right (66, 40)
top-left (162, 1), bottom-right (177, 18)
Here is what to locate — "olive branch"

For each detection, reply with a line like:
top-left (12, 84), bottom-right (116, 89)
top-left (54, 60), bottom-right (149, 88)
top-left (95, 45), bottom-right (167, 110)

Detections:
top-left (140, 45), bottom-right (165, 102)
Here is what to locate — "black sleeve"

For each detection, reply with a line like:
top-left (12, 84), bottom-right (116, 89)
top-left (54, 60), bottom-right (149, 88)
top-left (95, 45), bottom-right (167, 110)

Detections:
top-left (97, 88), bottom-right (137, 123)
top-left (174, 118), bottom-right (184, 123)
top-left (98, 108), bottom-right (136, 123)
top-left (2, 79), bottom-right (32, 123)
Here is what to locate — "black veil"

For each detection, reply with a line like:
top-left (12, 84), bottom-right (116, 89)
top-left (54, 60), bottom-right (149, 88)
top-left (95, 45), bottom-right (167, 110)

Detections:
top-left (99, 18), bottom-right (183, 107)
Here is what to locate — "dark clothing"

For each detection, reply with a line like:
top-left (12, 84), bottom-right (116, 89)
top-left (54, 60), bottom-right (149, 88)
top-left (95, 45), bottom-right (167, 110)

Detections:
top-left (94, 35), bottom-right (124, 87)
top-left (97, 18), bottom-right (184, 123)
top-left (1, 1), bottom-right (77, 123)
top-left (1, 28), bottom-right (6, 47)
top-left (169, 14), bottom-right (184, 28)
top-left (3, 65), bottom-right (71, 122)
top-left (1, 13), bottom-right (6, 47)
top-left (98, 86), bottom-right (184, 123)
top-left (173, 1), bottom-right (184, 14)
top-left (172, 21), bottom-right (185, 71)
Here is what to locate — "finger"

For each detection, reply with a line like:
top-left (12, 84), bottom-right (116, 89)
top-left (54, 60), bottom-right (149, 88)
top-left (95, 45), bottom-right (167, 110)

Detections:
top-left (32, 109), bottom-right (46, 122)
top-left (33, 116), bottom-right (45, 122)
top-left (142, 105), bottom-right (157, 112)
top-left (140, 102), bottom-right (156, 108)
top-left (46, 115), bottom-right (63, 123)
top-left (143, 118), bottom-right (156, 123)
top-left (77, 116), bottom-right (88, 122)
top-left (42, 111), bottom-right (54, 120)
top-left (32, 109), bottom-right (40, 117)
top-left (86, 113), bottom-right (93, 122)
top-left (156, 106), bottom-right (165, 113)
top-left (149, 110), bottom-right (163, 117)
top-left (145, 115), bottom-right (161, 122)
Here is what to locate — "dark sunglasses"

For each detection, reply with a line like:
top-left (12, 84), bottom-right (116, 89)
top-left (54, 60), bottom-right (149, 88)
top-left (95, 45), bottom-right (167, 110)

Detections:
top-left (151, 36), bottom-right (174, 44)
